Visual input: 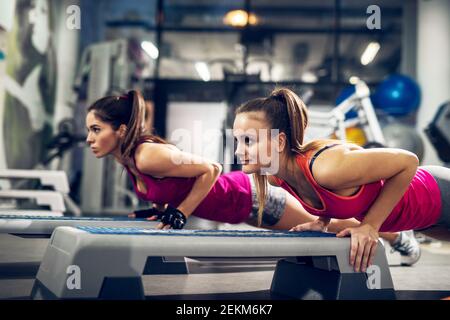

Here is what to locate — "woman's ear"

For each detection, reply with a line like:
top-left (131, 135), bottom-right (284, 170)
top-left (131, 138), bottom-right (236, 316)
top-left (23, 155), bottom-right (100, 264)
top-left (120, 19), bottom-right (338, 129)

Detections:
top-left (118, 124), bottom-right (127, 139)
top-left (275, 132), bottom-right (287, 153)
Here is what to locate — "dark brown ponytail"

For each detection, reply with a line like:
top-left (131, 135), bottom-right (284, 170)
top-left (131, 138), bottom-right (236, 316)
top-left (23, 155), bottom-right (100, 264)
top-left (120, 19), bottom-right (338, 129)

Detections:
top-left (120, 90), bottom-right (147, 160)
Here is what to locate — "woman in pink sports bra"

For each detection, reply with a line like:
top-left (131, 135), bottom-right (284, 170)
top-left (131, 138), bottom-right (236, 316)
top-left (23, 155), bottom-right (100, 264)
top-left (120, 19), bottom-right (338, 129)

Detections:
top-left (84, 90), bottom-right (366, 233)
top-left (233, 88), bottom-right (450, 273)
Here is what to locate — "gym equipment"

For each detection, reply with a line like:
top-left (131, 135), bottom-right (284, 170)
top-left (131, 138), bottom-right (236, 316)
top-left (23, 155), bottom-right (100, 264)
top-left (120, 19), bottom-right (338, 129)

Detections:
top-left (331, 126), bottom-right (367, 146)
top-left (372, 74), bottom-right (421, 116)
top-left (31, 227), bottom-right (395, 300)
top-left (382, 123), bottom-right (425, 162)
top-left (335, 85), bottom-right (359, 120)
top-left (425, 101), bottom-right (450, 164)
top-left (43, 119), bottom-right (86, 167)
top-left (0, 190), bottom-right (65, 216)
top-left (0, 169), bottom-right (69, 193)
top-left (0, 169), bottom-right (78, 216)
top-left (309, 80), bottom-right (386, 145)
top-left (0, 215), bottom-right (157, 237)
top-left (0, 214), bottom-right (271, 275)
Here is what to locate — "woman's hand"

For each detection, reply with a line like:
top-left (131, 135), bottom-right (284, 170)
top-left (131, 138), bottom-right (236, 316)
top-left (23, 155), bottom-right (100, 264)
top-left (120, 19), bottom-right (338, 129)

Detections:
top-left (336, 224), bottom-right (379, 272)
top-left (129, 205), bottom-right (187, 230)
top-left (289, 217), bottom-right (330, 232)
top-left (155, 206), bottom-right (187, 230)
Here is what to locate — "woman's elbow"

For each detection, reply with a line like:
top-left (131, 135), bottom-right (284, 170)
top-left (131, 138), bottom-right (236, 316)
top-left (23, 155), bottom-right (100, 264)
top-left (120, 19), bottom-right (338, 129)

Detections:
top-left (204, 162), bottom-right (222, 179)
top-left (211, 162), bottom-right (223, 177)
top-left (407, 152), bottom-right (419, 167)
top-left (402, 151), bottom-right (419, 171)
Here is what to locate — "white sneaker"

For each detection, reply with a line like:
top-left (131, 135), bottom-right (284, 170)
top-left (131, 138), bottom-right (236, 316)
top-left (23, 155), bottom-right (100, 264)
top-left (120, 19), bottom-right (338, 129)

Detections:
top-left (390, 230), bottom-right (421, 266)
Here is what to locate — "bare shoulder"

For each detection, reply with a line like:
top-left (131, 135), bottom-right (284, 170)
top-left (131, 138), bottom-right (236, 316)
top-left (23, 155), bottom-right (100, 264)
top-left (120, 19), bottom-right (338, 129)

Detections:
top-left (310, 143), bottom-right (362, 184)
top-left (312, 143), bottom-right (359, 162)
top-left (135, 141), bottom-right (164, 158)
top-left (134, 142), bottom-right (177, 173)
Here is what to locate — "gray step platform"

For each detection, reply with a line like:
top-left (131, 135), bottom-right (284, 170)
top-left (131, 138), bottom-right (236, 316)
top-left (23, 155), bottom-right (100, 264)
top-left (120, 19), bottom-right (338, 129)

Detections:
top-left (0, 214), bottom-right (158, 237)
top-left (31, 227), bottom-right (395, 300)
top-left (0, 215), bottom-right (285, 275)
top-left (0, 215), bottom-right (188, 274)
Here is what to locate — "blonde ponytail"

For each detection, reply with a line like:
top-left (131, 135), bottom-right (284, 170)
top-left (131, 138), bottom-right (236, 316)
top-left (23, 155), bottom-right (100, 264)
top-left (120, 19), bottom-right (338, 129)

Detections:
top-left (253, 173), bottom-right (268, 227)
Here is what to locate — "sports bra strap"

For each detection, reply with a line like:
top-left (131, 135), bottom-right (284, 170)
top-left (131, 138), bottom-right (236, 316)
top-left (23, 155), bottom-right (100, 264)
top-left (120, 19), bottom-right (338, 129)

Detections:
top-left (309, 144), bottom-right (340, 178)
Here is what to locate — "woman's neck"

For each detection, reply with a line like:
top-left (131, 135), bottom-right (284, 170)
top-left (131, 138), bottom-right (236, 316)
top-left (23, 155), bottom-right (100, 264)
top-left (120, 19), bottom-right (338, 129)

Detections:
top-left (276, 153), bottom-right (307, 188)
top-left (111, 148), bottom-right (129, 167)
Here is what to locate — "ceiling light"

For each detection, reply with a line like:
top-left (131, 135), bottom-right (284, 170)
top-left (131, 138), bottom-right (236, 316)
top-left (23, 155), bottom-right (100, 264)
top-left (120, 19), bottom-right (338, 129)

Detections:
top-left (301, 71), bottom-right (318, 83)
top-left (141, 41), bottom-right (159, 59)
top-left (224, 10), bottom-right (258, 27)
top-left (361, 41), bottom-right (380, 66)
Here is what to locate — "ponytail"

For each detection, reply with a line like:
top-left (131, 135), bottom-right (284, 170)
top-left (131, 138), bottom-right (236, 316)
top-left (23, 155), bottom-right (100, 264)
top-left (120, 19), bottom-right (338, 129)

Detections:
top-left (269, 88), bottom-right (309, 154)
top-left (120, 90), bottom-right (147, 160)
top-left (253, 173), bottom-right (267, 227)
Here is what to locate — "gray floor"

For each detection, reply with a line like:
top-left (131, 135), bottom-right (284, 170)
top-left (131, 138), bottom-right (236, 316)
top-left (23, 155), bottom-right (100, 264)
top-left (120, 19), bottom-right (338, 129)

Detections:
top-left (0, 233), bottom-right (449, 300)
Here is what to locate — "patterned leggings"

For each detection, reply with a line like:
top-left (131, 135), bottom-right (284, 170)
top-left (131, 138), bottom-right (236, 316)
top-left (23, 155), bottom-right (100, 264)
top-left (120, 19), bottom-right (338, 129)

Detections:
top-left (247, 174), bottom-right (287, 227)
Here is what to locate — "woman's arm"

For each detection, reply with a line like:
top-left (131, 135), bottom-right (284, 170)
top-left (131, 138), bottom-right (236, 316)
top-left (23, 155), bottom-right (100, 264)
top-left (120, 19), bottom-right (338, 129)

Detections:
top-left (135, 144), bottom-right (222, 218)
top-left (313, 146), bottom-right (419, 272)
top-left (314, 146), bottom-right (419, 230)
top-left (360, 161), bottom-right (418, 230)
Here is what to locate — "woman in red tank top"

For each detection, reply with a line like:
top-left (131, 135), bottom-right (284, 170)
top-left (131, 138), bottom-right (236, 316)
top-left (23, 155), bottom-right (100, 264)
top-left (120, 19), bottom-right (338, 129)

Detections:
top-left (233, 88), bottom-right (450, 273)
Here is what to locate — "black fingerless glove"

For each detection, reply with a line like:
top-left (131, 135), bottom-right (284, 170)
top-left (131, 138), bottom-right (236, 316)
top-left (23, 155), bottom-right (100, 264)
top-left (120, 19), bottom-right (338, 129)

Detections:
top-left (133, 207), bottom-right (164, 219)
top-left (159, 205), bottom-right (187, 229)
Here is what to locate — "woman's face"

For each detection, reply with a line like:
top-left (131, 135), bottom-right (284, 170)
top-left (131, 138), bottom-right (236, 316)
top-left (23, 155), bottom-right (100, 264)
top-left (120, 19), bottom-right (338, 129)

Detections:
top-left (233, 111), bottom-right (278, 174)
top-left (85, 111), bottom-right (121, 158)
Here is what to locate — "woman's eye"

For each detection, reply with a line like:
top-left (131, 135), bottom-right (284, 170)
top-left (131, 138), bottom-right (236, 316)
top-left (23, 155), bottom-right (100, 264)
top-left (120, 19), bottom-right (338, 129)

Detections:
top-left (87, 128), bottom-right (100, 134)
top-left (244, 137), bottom-right (254, 145)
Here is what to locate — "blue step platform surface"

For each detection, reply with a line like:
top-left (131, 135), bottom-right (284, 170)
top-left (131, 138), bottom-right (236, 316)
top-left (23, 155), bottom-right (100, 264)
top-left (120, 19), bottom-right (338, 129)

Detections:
top-left (76, 227), bottom-right (336, 238)
top-left (0, 215), bottom-right (148, 221)
top-left (0, 215), bottom-right (156, 236)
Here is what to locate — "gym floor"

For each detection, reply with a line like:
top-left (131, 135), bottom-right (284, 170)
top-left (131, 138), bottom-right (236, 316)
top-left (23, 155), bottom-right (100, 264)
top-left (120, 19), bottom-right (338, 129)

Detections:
top-left (1, 233), bottom-right (449, 300)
